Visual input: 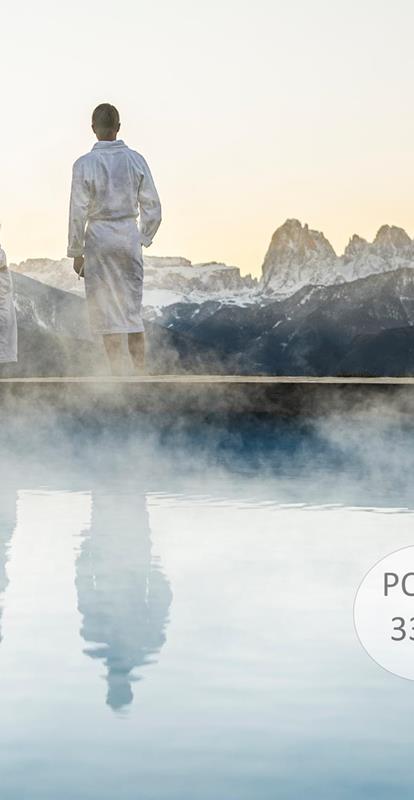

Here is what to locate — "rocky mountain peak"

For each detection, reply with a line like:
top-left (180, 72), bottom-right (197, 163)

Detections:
top-left (373, 225), bottom-right (411, 250)
top-left (343, 234), bottom-right (368, 261)
top-left (261, 219), bottom-right (338, 294)
top-left (260, 219), bottom-right (414, 295)
top-left (264, 219), bottom-right (336, 260)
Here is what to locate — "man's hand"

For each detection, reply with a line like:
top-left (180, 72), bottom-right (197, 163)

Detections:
top-left (73, 256), bottom-right (84, 277)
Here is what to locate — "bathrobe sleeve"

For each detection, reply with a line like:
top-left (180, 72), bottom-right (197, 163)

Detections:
top-left (137, 157), bottom-right (162, 248)
top-left (67, 159), bottom-right (90, 258)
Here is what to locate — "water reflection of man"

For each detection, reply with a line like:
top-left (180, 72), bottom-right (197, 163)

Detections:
top-left (75, 491), bottom-right (172, 711)
top-left (0, 487), bottom-right (17, 643)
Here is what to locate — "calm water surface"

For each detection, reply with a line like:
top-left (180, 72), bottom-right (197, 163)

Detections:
top-left (0, 415), bottom-right (413, 799)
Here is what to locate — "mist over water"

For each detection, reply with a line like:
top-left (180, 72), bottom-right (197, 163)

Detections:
top-left (1, 401), bottom-right (414, 798)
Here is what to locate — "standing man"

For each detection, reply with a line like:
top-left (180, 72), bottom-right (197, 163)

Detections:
top-left (68, 103), bottom-right (162, 375)
top-left (0, 238), bottom-right (18, 366)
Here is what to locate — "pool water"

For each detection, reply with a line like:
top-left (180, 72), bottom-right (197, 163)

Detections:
top-left (0, 414), bottom-right (414, 799)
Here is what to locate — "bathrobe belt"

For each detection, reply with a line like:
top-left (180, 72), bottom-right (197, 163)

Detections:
top-left (88, 215), bottom-right (138, 222)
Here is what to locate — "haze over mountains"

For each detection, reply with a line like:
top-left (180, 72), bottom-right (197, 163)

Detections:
top-left (11, 219), bottom-right (414, 303)
top-left (4, 219), bottom-right (414, 377)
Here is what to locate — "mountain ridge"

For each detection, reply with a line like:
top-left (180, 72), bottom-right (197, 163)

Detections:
top-left (261, 219), bottom-right (414, 295)
top-left (4, 264), bottom-right (414, 377)
top-left (10, 218), bottom-right (414, 305)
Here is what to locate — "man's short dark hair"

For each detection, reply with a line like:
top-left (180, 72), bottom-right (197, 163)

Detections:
top-left (92, 103), bottom-right (120, 135)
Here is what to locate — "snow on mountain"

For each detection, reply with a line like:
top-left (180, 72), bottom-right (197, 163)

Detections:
top-left (11, 255), bottom-right (258, 308)
top-left (260, 219), bottom-right (414, 295)
top-left (340, 225), bottom-right (414, 281)
top-left (143, 259), bottom-right (257, 311)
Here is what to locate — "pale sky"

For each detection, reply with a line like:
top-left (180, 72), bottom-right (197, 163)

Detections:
top-left (1, 0), bottom-right (414, 276)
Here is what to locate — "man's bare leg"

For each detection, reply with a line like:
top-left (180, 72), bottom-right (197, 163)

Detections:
top-left (103, 334), bottom-right (124, 375)
top-left (128, 332), bottom-right (145, 374)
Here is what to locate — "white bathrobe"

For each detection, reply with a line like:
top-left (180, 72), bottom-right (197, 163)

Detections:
top-left (68, 140), bottom-right (161, 334)
top-left (0, 247), bottom-right (18, 363)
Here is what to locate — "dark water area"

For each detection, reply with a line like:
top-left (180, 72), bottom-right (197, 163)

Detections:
top-left (2, 404), bottom-right (413, 508)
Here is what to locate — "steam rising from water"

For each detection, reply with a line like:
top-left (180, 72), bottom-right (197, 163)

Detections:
top-left (2, 385), bottom-right (414, 509)
top-left (1, 392), bottom-right (414, 797)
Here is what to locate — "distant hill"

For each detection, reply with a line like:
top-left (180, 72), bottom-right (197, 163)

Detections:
top-left (0, 273), bottom-right (198, 377)
top-left (6, 220), bottom-right (414, 377)
top-left (153, 268), bottom-right (414, 376)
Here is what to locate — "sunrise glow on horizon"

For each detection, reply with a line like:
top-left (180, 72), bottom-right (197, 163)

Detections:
top-left (2, 0), bottom-right (414, 276)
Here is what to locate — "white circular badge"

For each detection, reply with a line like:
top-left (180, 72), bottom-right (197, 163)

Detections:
top-left (354, 547), bottom-right (414, 680)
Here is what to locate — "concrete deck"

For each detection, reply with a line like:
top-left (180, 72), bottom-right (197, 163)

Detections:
top-left (1, 376), bottom-right (414, 417)
top-left (1, 376), bottom-right (414, 384)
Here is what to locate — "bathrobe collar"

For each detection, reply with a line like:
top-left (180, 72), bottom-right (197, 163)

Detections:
top-left (92, 139), bottom-right (127, 150)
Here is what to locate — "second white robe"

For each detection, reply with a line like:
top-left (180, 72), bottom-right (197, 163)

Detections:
top-left (0, 247), bottom-right (17, 364)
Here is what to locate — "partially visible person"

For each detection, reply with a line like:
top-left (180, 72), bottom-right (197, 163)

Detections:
top-left (0, 241), bottom-right (18, 365)
top-left (67, 103), bottom-right (162, 375)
